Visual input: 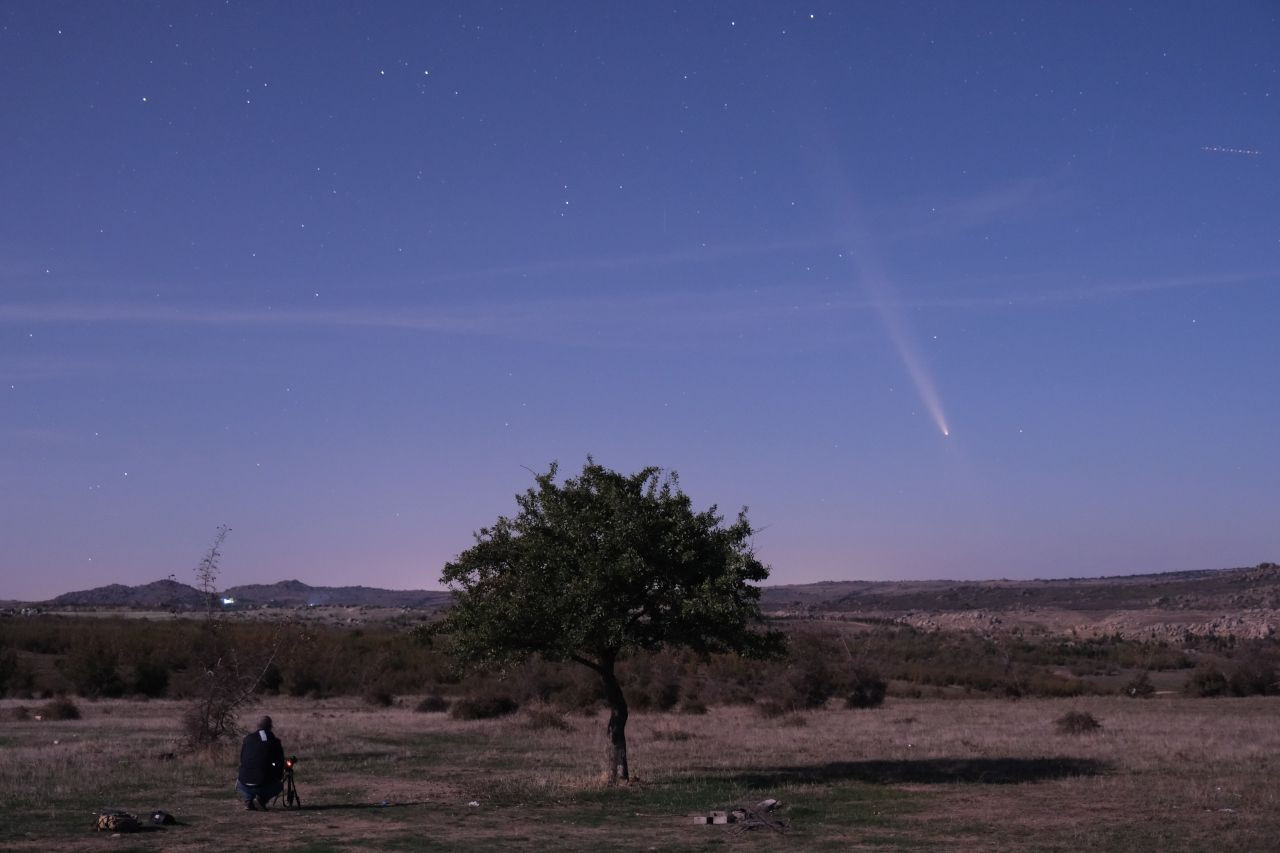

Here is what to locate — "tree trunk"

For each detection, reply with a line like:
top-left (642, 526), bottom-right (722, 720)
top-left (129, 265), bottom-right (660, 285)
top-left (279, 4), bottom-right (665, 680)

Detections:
top-left (601, 662), bottom-right (629, 784)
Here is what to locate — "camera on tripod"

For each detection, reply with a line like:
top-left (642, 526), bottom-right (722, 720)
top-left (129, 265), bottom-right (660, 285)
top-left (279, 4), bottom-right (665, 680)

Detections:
top-left (276, 756), bottom-right (302, 808)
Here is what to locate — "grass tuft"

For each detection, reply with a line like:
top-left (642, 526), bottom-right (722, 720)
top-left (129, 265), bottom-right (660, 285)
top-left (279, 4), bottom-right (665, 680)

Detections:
top-left (1055, 710), bottom-right (1102, 734)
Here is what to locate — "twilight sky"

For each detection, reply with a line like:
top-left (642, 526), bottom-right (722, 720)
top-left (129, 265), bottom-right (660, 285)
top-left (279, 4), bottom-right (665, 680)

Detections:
top-left (2, 2), bottom-right (1277, 600)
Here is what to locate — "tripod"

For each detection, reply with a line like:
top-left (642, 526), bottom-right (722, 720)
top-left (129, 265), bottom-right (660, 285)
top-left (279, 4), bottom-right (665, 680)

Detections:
top-left (274, 759), bottom-right (302, 808)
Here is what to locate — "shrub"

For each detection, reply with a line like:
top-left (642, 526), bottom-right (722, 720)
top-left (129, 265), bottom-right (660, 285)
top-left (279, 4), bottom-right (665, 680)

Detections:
top-left (522, 707), bottom-right (571, 730)
top-left (650, 679), bottom-right (681, 712)
top-left (1228, 654), bottom-right (1278, 697)
top-left (63, 642), bottom-right (124, 699)
top-left (0, 648), bottom-right (18, 695)
top-left (679, 697), bottom-right (708, 715)
top-left (364, 689), bottom-right (395, 707)
top-left (285, 670), bottom-right (325, 699)
top-left (257, 662), bottom-right (283, 695)
top-left (755, 699), bottom-right (788, 719)
top-left (449, 694), bottom-right (518, 720)
top-left (783, 635), bottom-right (838, 709)
top-left (39, 695), bottom-right (82, 720)
top-left (1125, 671), bottom-right (1155, 698)
top-left (415, 694), bottom-right (450, 713)
top-left (10, 705), bottom-right (30, 721)
top-left (1055, 711), bottom-right (1101, 734)
top-left (844, 670), bottom-right (887, 709)
top-left (130, 658), bottom-right (171, 698)
top-left (1185, 665), bottom-right (1229, 697)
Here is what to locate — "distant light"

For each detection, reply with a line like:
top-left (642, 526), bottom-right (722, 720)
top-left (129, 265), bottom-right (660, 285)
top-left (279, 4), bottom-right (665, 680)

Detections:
top-left (221, 597), bottom-right (235, 605)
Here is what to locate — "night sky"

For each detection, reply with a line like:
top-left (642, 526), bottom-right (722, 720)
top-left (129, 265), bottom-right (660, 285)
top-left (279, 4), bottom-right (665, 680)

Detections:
top-left (2, 2), bottom-right (1277, 600)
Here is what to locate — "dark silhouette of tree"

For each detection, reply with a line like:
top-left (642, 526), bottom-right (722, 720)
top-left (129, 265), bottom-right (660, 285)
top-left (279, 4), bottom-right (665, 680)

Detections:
top-left (438, 460), bottom-right (783, 782)
top-left (183, 526), bottom-right (291, 748)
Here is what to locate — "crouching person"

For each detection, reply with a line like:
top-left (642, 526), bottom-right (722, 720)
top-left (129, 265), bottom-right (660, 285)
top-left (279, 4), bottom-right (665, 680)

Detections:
top-left (236, 715), bottom-right (285, 810)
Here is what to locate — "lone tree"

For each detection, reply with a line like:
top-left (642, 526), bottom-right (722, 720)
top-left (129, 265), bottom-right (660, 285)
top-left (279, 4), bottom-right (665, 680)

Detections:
top-left (437, 460), bottom-right (783, 782)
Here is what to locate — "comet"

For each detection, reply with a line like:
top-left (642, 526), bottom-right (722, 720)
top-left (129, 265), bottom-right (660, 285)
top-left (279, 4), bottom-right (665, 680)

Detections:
top-left (841, 233), bottom-right (952, 439)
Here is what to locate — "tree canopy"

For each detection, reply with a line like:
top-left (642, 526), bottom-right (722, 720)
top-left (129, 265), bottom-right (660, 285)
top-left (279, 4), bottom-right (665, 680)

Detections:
top-left (437, 459), bottom-right (782, 780)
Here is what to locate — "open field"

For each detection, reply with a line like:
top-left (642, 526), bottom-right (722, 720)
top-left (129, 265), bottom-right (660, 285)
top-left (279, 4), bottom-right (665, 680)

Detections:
top-left (2, 694), bottom-right (1276, 851)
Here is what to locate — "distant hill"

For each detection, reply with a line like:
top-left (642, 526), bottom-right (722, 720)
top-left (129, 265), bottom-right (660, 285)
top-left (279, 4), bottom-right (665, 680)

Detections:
top-left (759, 564), bottom-right (1280, 614)
top-left (48, 578), bottom-right (206, 609)
top-left (26, 564), bottom-right (1280, 636)
top-left (41, 578), bottom-right (451, 610)
top-left (222, 579), bottom-right (451, 609)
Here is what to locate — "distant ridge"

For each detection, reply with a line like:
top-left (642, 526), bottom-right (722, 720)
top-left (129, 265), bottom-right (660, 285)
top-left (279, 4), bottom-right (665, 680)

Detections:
top-left (48, 578), bottom-right (206, 609)
top-left (223, 579), bottom-right (451, 609)
top-left (25, 563), bottom-right (1280, 619)
top-left (42, 578), bottom-right (451, 610)
top-left (760, 563), bottom-right (1280, 614)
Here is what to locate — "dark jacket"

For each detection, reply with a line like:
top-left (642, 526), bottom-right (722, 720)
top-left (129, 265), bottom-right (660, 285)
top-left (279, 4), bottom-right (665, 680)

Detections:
top-left (238, 729), bottom-right (285, 786)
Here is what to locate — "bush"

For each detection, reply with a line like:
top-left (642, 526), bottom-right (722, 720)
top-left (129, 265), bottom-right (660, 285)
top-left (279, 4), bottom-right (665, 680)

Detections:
top-left (63, 642), bottom-right (124, 698)
top-left (783, 635), bottom-right (838, 709)
top-left (1054, 711), bottom-right (1101, 734)
top-left (1228, 654), bottom-right (1278, 697)
top-left (130, 658), bottom-right (171, 698)
top-left (1124, 671), bottom-right (1155, 698)
top-left (522, 707), bottom-right (571, 730)
top-left (449, 694), bottom-right (518, 720)
top-left (364, 688), bottom-right (395, 707)
top-left (650, 679), bottom-right (681, 712)
top-left (257, 662), bottom-right (283, 695)
top-left (679, 697), bottom-right (708, 715)
top-left (285, 670), bottom-right (325, 699)
top-left (415, 694), bottom-right (450, 713)
top-left (844, 670), bottom-right (887, 709)
top-left (9, 705), bottom-right (30, 721)
top-left (39, 696), bottom-right (82, 720)
top-left (755, 699), bottom-right (788, 719)
top-left (0, 648), bottom-right (18, 695)
top-left (1185, 665), bottom-right (1229, 697)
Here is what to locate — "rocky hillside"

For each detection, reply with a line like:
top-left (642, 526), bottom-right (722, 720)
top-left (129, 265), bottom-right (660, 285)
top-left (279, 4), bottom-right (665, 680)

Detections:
top-left (761, 564), bottom-right (1280, 614)
top-left (762, 563), bottom-right (1280, 640)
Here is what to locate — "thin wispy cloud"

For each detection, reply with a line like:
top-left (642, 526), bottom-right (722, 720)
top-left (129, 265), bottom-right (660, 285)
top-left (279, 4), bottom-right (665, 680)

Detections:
top-left (0, 269), bottom-right (1272, 347)
top-left (0, 302), bottom-right (510, 334)
top-left (883, 176), bottom-right (1074, 243)
top-left (415, 236), bottom-right (834, 285)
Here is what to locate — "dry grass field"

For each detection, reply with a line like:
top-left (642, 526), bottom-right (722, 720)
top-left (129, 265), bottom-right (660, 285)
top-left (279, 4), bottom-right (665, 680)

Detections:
top-left (1, 695), bottom-right (1276, 852)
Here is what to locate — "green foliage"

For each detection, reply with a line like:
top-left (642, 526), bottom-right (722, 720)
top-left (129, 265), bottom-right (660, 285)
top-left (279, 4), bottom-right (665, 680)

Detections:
top-left (9, 610), bottom-right (1275, 708)
top-left (437, 460), bottom-right (783, 671)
